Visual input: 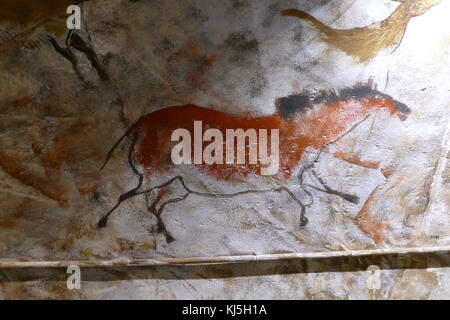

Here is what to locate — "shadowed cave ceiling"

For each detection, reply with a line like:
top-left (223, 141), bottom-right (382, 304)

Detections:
top-left (0, 0), bottom-right (449, 265)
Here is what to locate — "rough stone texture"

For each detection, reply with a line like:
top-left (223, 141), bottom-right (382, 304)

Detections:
top-left (2, 252), bottom-right (450, 299)
top-left (0, 0), bottom-right (449, 299)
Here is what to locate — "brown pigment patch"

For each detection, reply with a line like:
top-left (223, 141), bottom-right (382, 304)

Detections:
top-left (80, 248), bottom-right (94, 257)
top-left (356, 185), bottom-right (386, 243)
top-left (333, 151), bottom-right (380, 169)
top-left (0, 151), bottom-right (69, 207)
top-left (282, 0), bottom-right (442, 63)
top-left (381, 166), bottom-right (395, 178)
top-left (139, 242), bottom-right (156, 250)
top-left (0, 0), bottom-right (86, 36)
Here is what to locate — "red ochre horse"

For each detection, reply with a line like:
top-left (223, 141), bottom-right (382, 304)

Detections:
top-left (98, 83), bottom-right (410, 242)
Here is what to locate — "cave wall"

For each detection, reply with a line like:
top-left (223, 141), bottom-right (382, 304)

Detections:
top-left (0, 0), bottom-right (449, 299)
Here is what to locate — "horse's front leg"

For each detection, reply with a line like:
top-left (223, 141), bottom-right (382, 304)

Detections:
top-left (315, 147), bottom-right (384, 203)
top-left (307, 170), bottom-right (360, 204)
top-left (298, 146), bottom-right (361, 204)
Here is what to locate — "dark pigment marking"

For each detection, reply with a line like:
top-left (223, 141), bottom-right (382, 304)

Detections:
top-left (47, 31), bottom-right (109, 84)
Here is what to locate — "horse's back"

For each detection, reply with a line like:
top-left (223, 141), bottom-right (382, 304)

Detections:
top-left (138, 104), bottom-right (280, 131)
top-left (132, 105), bottom-right (283, 182)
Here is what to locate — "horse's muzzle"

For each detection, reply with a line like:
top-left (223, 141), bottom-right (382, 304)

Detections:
top-left (394, 101), bottom-right (411, 121)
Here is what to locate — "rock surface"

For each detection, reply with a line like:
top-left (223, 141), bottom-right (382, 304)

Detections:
top-left (0, 0), bottom-right (449, 299)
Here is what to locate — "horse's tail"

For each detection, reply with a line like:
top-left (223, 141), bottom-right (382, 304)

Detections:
top-left (281, 9), bottom-right (333, 36)
top-left (99, 118), bottom-right (142, 171)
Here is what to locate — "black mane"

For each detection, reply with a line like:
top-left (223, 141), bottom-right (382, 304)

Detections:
top-left (275, 82), bottom-right (405, 119)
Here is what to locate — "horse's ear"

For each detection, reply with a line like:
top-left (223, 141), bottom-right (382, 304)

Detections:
top-left (355, 79), bottom-right (376, 91)
top-left (367, 78), bottom-right (376, 90)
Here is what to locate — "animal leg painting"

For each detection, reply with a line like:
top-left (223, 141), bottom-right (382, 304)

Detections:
top-left (145, 190), bottom-right (184, 243)
top-left (100, 174), bottom-right (308, 242)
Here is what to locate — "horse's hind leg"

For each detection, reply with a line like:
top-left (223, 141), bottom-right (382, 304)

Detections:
top-left (98, 131), bottom-right (143, 228)
top-left (97, 183), bottom-right (143, 228)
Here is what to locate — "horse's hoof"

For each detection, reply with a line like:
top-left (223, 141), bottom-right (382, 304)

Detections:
top-left (300, 216), bottom-right (308, 227)
top-left (97, 217), bottom-right (109, 228)
top-left (165, 233), bottom-right (175, 243)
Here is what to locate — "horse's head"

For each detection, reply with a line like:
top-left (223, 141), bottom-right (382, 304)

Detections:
top-left (339, 85), bottom-right (411, 121)
top-left (276, 83), bottom-right (411, 123)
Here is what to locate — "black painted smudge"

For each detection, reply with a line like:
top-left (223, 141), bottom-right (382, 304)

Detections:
top-left (224, 31), bottom-right (259, 52)
top-left (276, 83), bottom-right (411, 119)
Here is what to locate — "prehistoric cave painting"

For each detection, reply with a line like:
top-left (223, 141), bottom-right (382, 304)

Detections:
top-left (47, 31), bottom-right (110, 84)
top-left (0, 0), bottom-right (88, 53)
top-left (0, 0), bottom-right (86, 30)
top-left (0, 1), bottom-right (110, 86)
top-left (0, 115), bottom-right (102, 208)
top-left (282, 0), bottom-right (442, 63)
top-left (98, 83), bottom-right (411, 243)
